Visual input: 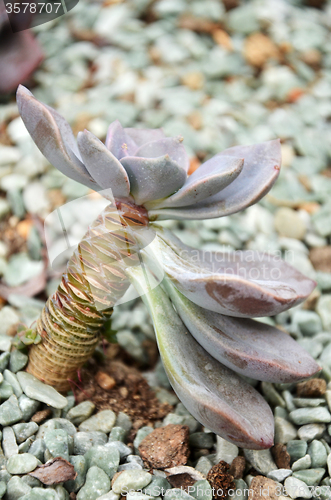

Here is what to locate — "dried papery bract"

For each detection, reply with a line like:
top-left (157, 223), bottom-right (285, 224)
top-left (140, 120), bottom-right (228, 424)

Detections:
top-left (16, 85), bottom-right (320, 448)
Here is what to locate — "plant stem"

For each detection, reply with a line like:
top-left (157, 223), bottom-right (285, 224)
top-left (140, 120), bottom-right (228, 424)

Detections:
top-left (26, 200), bottom-right (149, 392)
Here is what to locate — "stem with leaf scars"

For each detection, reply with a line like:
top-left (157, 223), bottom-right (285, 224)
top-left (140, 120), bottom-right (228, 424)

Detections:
top-left (26, 201), bottom-right (149, 392)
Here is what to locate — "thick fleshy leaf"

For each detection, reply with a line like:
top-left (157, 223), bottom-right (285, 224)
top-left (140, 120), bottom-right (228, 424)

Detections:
top-left (124, 127), bottom-right (165, 147)
top-left (146, 156), bottom-right (244, 209)
top-left (135, 137), bottom-right (190, 172)
top-left (148, 140), bottom-right (281, 220)
top-left (77, 130), bottom-right (130, 198)
top-left (120, 155), bottom-right (187, 205)
top-left (163, 279), bottom-right (320, 383)
top-left (126, 266), bottom-right (274, 450)
top-left (105, 120), bottom-right (137, 159)
top-left (16, 86), bottom-right (97, 190)
top-left (149, 231), bottom-right (316, 317)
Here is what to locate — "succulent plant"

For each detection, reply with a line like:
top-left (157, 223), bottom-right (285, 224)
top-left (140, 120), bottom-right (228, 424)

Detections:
top-left (0, 4), bottom-right (43, 95)
top-left (17, 85), bottom-right (320, 450)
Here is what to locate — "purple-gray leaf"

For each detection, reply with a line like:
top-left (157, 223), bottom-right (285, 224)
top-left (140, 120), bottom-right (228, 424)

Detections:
top-left (77, 130), bottom-right (131, 198)
top-left (126, 266), bottom-right (274, 450)
top-left (120, 155), bottom-right (187, 205)
top-left (153, 231), bottom-right (316, 317)
top-left (17, 86), bottom-right (97, 190)
top-left (146, 155), bottom-right (244, 209)
top-left (105, 120), bottom-right (137, 159)
top-left (124, 127), bottom-right (165, 147)
top-left (163, 279), bottom-right (320, 383)
top-left (135, 136), bottom-right (189, 172)
top-left (148, 140), bottom-right (281, 220)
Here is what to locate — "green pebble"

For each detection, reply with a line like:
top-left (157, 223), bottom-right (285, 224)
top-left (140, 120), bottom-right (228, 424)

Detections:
top-left (6, 453), bottom-right (39, 474)
top-left (287, 440), bottom-right (308, 462)
top-left (3, 370), bottom-right (22, 398)
top-left (190, 480), bottom-right (213, 500)
top-left (233, 479), bottom-right (249, 500)
top-left (0, 335), bottom-right (11, 352)
top-left (133, 427), bottom-right (154, 451)
top-left (143, 477), bottom-right (171, 496)
top-left (292, 454), bottom-right (311, 471)
top-left (274, 416), bottom-right (297, 444)
top-left (21, 475), bottom-right (42, 488)
top-left (290, 408), bottom-right (331, 425)
top-left (18, 395), bottom-right (40, 421)
top-left (53, 418), bottom-right (77, 436)
top-left (109, 427), bottom-right (127, 443)
top-left (6, 476), bottom-right (31, 500)
top-left (9, 350), bottom-right (28, 373)
top-left (112, 470), bottom-right (152, 495)
top-left (85, 444), bottom-right (120, 478)
top-left (115, 412), bottom-right (132, 432)
top-left (35, 419), bottom-right (57, 440)
top-left (0, 470), bottom-right (11, 484)
top-left (61, 395), bottom-right (75, 418)
top-left (163, 413), bottom-right (199, 433)
top-left (293, 468), bottom-right (325, 486)
top-left (44, 428), bottom-right (69, 460)
top-left (66, 401), bottom-right (95, 425)
top-left (261, 382), bottom-right (286, 407)
top-left (16, 371), bottom-right (67, 409)
top-left (2, 426), bottom-right (18, 458)
top-left (189, 433), bottom-right (214, 449)
top-left (292, 398), bottom-right (326, 408)
top-left (20, 487), bottom-right (58, 499)
top-left (0, 395), bottom-right (22, 426)
top-left (308, 439), bottom-right (328, 467)
top-left (195, 456), bottom-right (213, 476)
top-left (0, 381), bottom-right (14, 400)
top-left (12, 422), bottom-right (38, 444)
top-left (98, 492), bottom-right (120, 500)
top-left (28, 438), bottom-right (46, 462)
top-left (298, 423), bottom-right (326, 442)
top-left (65, 455), bottom-right (87, 493)
top-left (76, 466), bottom-right (111, 500)
top-left (73, 431), bottom-right (107, 455)
top-left (165, 489), bottom-right (195, 500)
top-left (54, 484), bottom-right (70, 500)
top-left (78, 409), bottom-right (116, 433)
top-left (0, 481), bottom-right (6, 499)
top-left (0, 352), bottom-right (10, 372)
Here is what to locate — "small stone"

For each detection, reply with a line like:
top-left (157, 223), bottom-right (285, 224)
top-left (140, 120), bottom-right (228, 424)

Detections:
top-left (292, 398), bottom-right (326, 408)
top-left (106, 441), bottom-right (131, 460)
top-left (287, 440), bottom-right (308, 462)
top-left (2, 427), bottom-right (18, 458)
top-left (0, 381), bottom-right (14, 400)
top-left (243, 33), bottom-right (279, 68)
top-left (190, 479), bottom-right (213, 500)
top-left (0, 482), bottom-right (6, 499)
top-left (18, 436), bottom-right (35, 453)
top-left (298, 424), bottom-right (326, 442)
top-left (274, 208), bottom-right (306, 240)
top-left (61, 396), bottom-right (76, 418)
top-left (164, 488), bottom-right (195, 500)
top-left (112, 470), bottom-right (152, 495)
top-left (0, 395), bottom-right (23, 425)
top-left (143, 476), bottom-right (171, 497)
top-left (115, 412), bottom-right (132, 433)
top-left (292, 468), bottom-right (325, 486)
top-left (6, 453), bottom-right (39, 474)
top-left (54, 485), bottom-right (70, 500)
top-left (0, 307), bottom-right (19, 336)
top-left (44, 429), bottom-right (69, 460)
top-left (248, 476), bottom-right (279, 500)
top-left (195, 456), bottom-right (213, 476)
top-left (163, 413), bottom-right (199, 433)
top-left (12, 422), bottom-right (38, 444)
top-left (16, 372), bottom-right (67, 409)
top-left (6, 476), bottom-right (31, 500)
top-left (65, 455), bottom-right (87, 493)
top-left (3, 370), bottom-right (22, 398)
top-left (292, 310), bottom-right (322, 336)
top-left (189, 433), bottom-right (214, 449)
top-left (78, 409), bottom-right (116, 433)
top-left (67, 401), bottom-right (96, 425)
top-left (9, 351), bottom-right (28, 373)
top-left (308, 439), bottom-right (328, 467)
top-left (206, 461), bottom-right (235, 500)
top-left (285, 477), bottom-right (312, 498)
top-left (310, 247), bottom-right (331, 273)
top-left (216, 436), bottom-right (238, 464)
top-left (297, 379), bottom-right (326, 398)
top-left (243, 449), bottom-right (277, 475)
top-left (229, 456), bottom-right (246, 479)
top-left (274, 417), bottom-right (297, 444)
top-left (139, 424), bottom-right (189, 469)
top-left (85, 445), bottom-right (120, 478)
top-left (290, 407), bottom-right (331, 425)
top-left (261, 382), bottom-right (286, 408)
top-left (28, 439), bottom-right (46, 462)
top-left (109, 427), bottom-right (127, 443)
top-left (95, 371), bottom-right (116, 390)
top-left (267, 469), bottom-right (292, 482)
top-left (73, 431), bottom-right (107, 455)
top-left (133, 427), bottom-right (154, 452)
top-left (292, 454), bottom-right (311, 471)
top-left (98, 492), bottom-right (120, 500)
top-left (118, 463), bottom-right (142, 472)
top-left (271, 444), bottom-right (291, 469)
top-left (52, 418), bottom-right (77, 436)
top-left (0, 352), bottom-right (10, 372)
top-left (316, 295), bottom-right (331, 331)
top-left (31, 408), bottom-right (52, 424)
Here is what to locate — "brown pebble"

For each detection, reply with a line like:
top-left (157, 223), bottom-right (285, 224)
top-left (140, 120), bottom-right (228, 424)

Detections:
top-left (31, 409), bottom-right (52, 424)
top-left (271, 443), bottom-right (291, 469)
top-left (206, 461), bottom-right (235, 500)
top-left (111, 471), bottom-right (123, 488)
top-left (139, 424), bottom-right (189, 469)
top-left (95, 371), bottom-right (116, 391)
top-left (229, 456), bottom-right (246, 479)
top-left (296, 378), bottom-right (326, 398)
top-left (248, 476), bottom-right (278, 500)
top-left (310, 247), bottom-right (331, 272)
top-left (167, 473), bottom-right (196, 491)
top-left (119, 386), bottom-right (129, 398)
top-left (69, 493), bottom-right (76, 500)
